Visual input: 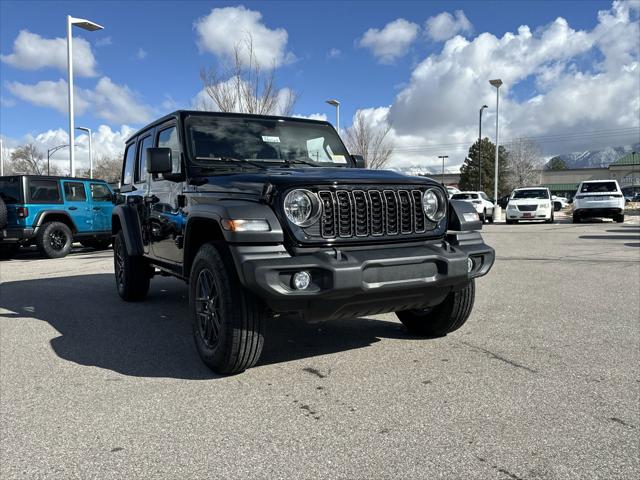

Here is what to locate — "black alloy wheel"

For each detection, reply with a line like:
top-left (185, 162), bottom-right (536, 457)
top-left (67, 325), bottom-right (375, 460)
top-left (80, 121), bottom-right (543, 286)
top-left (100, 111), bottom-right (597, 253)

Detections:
top-left (195, 268), bottom-right (223, 348)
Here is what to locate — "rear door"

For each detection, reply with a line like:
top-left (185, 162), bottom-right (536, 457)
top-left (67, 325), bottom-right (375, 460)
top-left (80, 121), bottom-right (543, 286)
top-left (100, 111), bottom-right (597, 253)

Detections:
top-left (61, 180), bottom-right (92, 232)
top-left (89, 182), bottom-right (113, 232)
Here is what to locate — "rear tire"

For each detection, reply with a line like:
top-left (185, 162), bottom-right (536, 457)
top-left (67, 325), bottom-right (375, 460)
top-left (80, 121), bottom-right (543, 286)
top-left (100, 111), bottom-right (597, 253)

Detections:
top-left (81, 239), bottom-right (112, 250)
top-left (190, 243), bottom-right (266, 375)
top-left (0, 197), bottom-right (7, 229)
top-left (572, 213), bottom-right (581, 224)
top-left (480, 210), bottom-right (486, 223)
top-left (396, 281), bottom-right (475, 337)
top-left (113, 230), bottom-right (150, 301)
top-left (614, 214), bottom-right (625, 223)
top-left (36, 221), bottom-right (72, 258)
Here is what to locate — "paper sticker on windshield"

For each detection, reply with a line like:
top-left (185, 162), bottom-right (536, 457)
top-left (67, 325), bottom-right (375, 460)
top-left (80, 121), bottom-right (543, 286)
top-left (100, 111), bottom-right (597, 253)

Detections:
top-left (331, 155), bottom-right (347, 164)
top-left (463, 213), bottom-right (478, 222)
top-left (262, 135), bottom-right (280, 143)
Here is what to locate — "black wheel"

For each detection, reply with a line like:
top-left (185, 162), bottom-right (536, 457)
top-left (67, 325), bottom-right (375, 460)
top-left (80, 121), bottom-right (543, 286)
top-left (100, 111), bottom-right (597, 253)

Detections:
top-left (190, 243), bottom-right (265, 374)
top-left (0, 197), bottom-right (7, 229)
top-left (480, 210), bottom-right (486, 223)
top-left (546, 212), bottom-right (554, 224)
top-left (0, 243), bottom-right (19, 260)
top-left (81, 239), bottom-right (112, 250)
top-left (36, 221), bottom-right (72, 258)
top-left (488, 212), bottom-right (494, 223)
top-left (614, 214), bottom-right (625, 223)
top-left (572, 213), bottom-right (580, 224)
top-left (506, 219), bottom-right (517, 225)
top-left (396, 280), bottom-right (475, 337)
top-left (113, 230), bottom-right (150, 301)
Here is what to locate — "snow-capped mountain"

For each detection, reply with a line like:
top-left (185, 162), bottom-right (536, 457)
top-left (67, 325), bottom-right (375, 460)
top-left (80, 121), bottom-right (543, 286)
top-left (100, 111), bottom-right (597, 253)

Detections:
top-left (545, 143), bottom-right (640, 169)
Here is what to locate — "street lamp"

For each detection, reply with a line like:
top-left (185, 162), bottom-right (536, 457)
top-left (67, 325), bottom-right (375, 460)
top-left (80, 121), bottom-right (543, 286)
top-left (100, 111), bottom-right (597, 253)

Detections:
top-left (438, 155), bottom-right (449, 185)
top-left (47, 144), bottom-right (69, 175)
top-left (478, 105), bottom-right (488, 191)
top-left (76, 127), bottom-right (92, 178)
top-left (67, 15), bottom-right (103, 177)
top-left (326, 99), bottom-right (340, 132)
top-left (489, 79), bottom-right (503, 204)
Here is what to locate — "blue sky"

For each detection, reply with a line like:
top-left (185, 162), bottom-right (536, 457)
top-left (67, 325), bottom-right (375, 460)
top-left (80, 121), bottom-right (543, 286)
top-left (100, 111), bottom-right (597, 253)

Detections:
top-left (1, 0), bottom-right (638, 172)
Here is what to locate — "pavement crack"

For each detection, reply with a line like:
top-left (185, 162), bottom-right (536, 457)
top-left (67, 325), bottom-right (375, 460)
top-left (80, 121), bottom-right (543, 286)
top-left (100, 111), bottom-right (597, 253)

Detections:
top-left (609, 417), bottom-right (636, 428)
top-left (302, 367), bottom-right (326, 378)
top-left (461, 341), bottom-right (538, 373)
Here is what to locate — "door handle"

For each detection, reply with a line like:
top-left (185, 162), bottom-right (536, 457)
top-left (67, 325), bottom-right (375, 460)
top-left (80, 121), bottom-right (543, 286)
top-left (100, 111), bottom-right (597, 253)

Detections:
top-left (68, 206), bottom-right (78, 210)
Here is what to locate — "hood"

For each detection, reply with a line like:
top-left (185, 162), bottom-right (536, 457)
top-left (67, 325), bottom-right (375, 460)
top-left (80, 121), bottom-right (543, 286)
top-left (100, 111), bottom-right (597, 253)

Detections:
top-left (190, 167), bottom-right (441, 196)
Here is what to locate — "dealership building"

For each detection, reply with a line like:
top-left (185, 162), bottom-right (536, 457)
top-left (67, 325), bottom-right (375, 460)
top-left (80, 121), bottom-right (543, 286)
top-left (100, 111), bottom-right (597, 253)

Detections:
top-left (440, 151), bottom-right (640, 198)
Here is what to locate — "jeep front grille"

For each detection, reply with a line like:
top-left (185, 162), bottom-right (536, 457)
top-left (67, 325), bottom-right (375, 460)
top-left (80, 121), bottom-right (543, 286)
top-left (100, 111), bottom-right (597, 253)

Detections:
top-left (317, 188), bottom-right (432, 239)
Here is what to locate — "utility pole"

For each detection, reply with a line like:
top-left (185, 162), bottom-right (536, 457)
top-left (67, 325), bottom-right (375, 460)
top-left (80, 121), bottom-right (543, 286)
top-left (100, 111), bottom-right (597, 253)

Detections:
top-left (438, 155), bottom-right (449, 185)
top-left (478, 105), bottom-right (488, 191)
top-left (489, 79), bottom-right (503, 203)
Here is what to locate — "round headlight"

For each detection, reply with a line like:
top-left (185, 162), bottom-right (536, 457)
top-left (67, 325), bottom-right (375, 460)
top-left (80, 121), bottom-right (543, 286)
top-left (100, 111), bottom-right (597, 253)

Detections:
top-left (422, 188), bottom-right (446, 222)
top-left (284, 189), bottom-right (321, 227)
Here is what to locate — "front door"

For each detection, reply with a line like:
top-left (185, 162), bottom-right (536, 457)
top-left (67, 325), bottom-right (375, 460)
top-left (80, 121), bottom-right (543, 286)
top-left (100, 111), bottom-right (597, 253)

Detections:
top-left (61, 180), bottom-right (92, 232)
top-left (89, 182), bottom-right (113, 232)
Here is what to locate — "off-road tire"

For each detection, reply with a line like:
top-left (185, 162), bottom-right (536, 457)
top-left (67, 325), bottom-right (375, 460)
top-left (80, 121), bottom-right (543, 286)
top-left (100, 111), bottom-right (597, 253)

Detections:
top-left (396, 280), bottom-right (475, 337)
top-left (572, 213), bottom-right (580, 224)
top-left (189, 243), bottom-right (266, 375)
top-left (36, 221), bottom-right (72, 258)
top-left (614, 214), bottom-right (625, 223)
top-left (113, 230), bottom-right (150, 301)
top-left (81, 239), bottom-right (112, 250)
top-left (0, 197), bottom-right (7, 229)
top-left (0, 243), bottom-right (19, 260)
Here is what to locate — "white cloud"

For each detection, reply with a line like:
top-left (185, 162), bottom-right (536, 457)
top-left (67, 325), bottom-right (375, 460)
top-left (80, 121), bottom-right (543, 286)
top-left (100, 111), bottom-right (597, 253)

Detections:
top-left (95, 36), bottom-right (112, 47)
top-left (136, 48), bottom-right (147, 60)
top-left (1, 30), bottom-right (98, 77)
top-left (194, 6), bottom-right (294, 68)
top-left (6, 77), bottom-right (152, 125)
top-left (359, 18), bottom-right (419, 63)
top-left (425, 10), bottom-right (473, 42)
top-left (353, 1), bottom-right (639, 170)
top-left (293, 113), bottom-right (328, 121)
top-left (327, 48), bottom-right (342, 59)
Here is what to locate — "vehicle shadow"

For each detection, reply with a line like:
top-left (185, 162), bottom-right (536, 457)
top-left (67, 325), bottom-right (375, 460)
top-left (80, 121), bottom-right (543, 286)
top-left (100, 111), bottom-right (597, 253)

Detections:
top-left (0, 274), bottom-right (413, 380)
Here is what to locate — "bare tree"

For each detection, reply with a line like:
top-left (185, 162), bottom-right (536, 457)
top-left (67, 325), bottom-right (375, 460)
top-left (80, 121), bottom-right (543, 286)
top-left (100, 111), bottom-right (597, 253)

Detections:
top-left (199, 35), bottom-right (297, 116)
top-left (344, 110), bottom-right (394, 169)
top-left (9, 144), bottom-right (49, 175)
top-left (505, 137), bottom-right (544, 189)
top-left (77, 154), bottom-right (122, 183)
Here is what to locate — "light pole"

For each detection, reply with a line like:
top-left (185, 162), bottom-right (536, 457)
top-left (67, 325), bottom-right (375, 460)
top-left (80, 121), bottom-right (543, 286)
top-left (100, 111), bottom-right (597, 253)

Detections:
top-left (489, 79), bottom-right (503, 204)
top-left (0, 137), bottom-right (4, 176)
top-left (438, 155), bottom-right (449, 185)
top-left (478, 105), bottom-right (488, 191)
top-left (47, 144), bottom-right (69, 175)
top-left (326, 99), bottom-right (340, 132)
top-left (76, 127), bottom-right (92, 178)
top-left (67, 15), bottom-right (103, 177)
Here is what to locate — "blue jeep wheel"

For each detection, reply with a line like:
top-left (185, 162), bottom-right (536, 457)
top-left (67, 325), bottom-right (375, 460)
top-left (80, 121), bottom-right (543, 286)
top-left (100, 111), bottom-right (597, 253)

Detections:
top-left (37, 221), bottom-right (72, 259)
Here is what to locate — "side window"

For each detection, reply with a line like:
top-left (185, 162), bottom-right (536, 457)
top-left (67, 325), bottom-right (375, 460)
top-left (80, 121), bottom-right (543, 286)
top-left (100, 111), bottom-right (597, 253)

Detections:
top-left (90, 183), bottom-right (112, 202)
top-left (123, 143), bottom-right (136, 185)
top-left (28, 179), bottom-right (61, 203)
top-left (157, 125), bottom-right (181, 174)
top-left (63, 182), bottom-right (87, 202)
top-left (135, 135), bottom-right (153, 183)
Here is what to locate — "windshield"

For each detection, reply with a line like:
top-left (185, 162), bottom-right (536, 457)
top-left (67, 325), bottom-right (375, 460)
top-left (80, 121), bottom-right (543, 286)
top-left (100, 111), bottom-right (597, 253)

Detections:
top-left (187, 116), bottom-right (351, 168)
top-left (580, 182), bottom-right (617, 193)
top-left (452, 193), bottom-right (479, 200)
top-left (512, 189), bottom-right (549, 199)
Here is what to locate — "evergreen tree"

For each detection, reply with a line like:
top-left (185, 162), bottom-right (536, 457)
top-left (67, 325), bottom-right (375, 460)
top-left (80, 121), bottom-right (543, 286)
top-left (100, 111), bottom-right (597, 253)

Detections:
top-left (459, 138), bottom-right (509, 199)
top-left (547, 157), bottom-right (568, 170)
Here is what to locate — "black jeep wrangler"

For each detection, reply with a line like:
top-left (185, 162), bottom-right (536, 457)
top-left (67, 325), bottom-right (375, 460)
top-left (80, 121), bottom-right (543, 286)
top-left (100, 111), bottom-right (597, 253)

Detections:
top-left (112, 111), bottom-right (494, 374)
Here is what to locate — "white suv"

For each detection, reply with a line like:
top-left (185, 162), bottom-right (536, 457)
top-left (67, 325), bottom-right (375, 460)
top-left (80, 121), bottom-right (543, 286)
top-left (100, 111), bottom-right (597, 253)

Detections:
top-left (506, 187), bottom-right (553, 224)
top-left (450, 191), bottom-right (495, 222)
top-left (572, 180), bottom-right (625, 223)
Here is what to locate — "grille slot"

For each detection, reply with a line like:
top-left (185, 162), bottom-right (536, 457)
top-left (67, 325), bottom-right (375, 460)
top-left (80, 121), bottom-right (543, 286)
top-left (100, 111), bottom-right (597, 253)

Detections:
top-left (517, 204), bottom-right (537, 211)
top-left (318, 187), bottom-right (434, 239)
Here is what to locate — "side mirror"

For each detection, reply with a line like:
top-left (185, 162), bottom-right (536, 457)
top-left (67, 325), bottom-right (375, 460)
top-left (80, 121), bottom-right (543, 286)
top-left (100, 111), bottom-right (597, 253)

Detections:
top-left (352, 154), bottom-right (366, 168)
top-left (146, 148), bottom-right (172, 174)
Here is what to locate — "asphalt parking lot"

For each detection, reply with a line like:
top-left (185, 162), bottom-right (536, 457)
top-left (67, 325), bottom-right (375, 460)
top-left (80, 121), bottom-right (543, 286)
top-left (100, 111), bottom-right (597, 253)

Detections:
top-left (1, 216), bottom-right (639, 479)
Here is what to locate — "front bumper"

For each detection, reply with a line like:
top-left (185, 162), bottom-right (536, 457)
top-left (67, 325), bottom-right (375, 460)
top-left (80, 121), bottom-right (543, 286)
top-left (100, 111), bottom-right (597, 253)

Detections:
top-left (506, 208), bottom-right (551, 220)
top-left (231, 232), bottom-right (494, 321)
top-left (0, 227), bottom-right (35, 244)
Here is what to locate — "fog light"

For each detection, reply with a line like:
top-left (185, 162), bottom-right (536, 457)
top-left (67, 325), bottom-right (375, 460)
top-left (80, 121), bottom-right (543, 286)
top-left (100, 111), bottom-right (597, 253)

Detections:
top-left (467, 257), bottom-right (474, 273)
top-left (292, 271), bottom-right (311, 290)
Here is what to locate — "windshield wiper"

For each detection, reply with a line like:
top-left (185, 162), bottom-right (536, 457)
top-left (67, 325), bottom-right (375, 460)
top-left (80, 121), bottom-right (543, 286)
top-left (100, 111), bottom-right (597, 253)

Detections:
top-left (195, 156), bottom-right (267, 170)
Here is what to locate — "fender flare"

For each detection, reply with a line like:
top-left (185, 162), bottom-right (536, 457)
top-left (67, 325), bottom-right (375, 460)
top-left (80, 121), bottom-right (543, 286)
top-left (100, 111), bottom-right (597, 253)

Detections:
top-left (34, 210), bottom-right (78, 232)
top-left (112, 205), bottom-right (144, 256)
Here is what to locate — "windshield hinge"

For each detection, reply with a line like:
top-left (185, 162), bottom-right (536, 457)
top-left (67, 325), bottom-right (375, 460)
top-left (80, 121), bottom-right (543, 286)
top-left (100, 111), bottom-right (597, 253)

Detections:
top-left (260, 183), bottom-right (275, 204)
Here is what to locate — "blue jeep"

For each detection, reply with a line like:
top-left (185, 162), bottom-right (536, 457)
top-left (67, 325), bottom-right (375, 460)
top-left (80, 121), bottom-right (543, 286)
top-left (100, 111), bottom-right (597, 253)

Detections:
top-left (0, 175), bottom-right (114, 259)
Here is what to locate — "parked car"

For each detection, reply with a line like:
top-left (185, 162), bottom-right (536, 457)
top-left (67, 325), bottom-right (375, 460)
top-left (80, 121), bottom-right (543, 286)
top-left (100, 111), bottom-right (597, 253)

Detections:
top-left (505, 187), bottom-right (554, 224)
top-left (450, 191), bottom-right (495, 222)
top-left (112, 110), bottom-right (495, 374)
top-left (552, 195), bottom-right (569, 211)
top-left (0, 175), bottom-right (114, 259)
top-left (446, 186), bottom-right (460, 198)
top-left (632, 193), bottom-right (640, 202)
top-left (572, 180), bottom-right (625, 223)
top-left (497, 194), bottom-right (510, 209)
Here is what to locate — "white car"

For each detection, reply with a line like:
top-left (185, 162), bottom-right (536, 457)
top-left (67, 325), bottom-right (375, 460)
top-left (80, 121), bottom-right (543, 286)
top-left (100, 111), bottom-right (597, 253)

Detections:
top-left (446, 186), bottom-right (461, 198)
top-left (572, 180), bottom-right (625, 223)
top-left (450, 191), bottom-right (495, 222)
top-left (552, 195), bottom-right (569, 211)
top-left (506, 187), bottom-right (553, 224)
